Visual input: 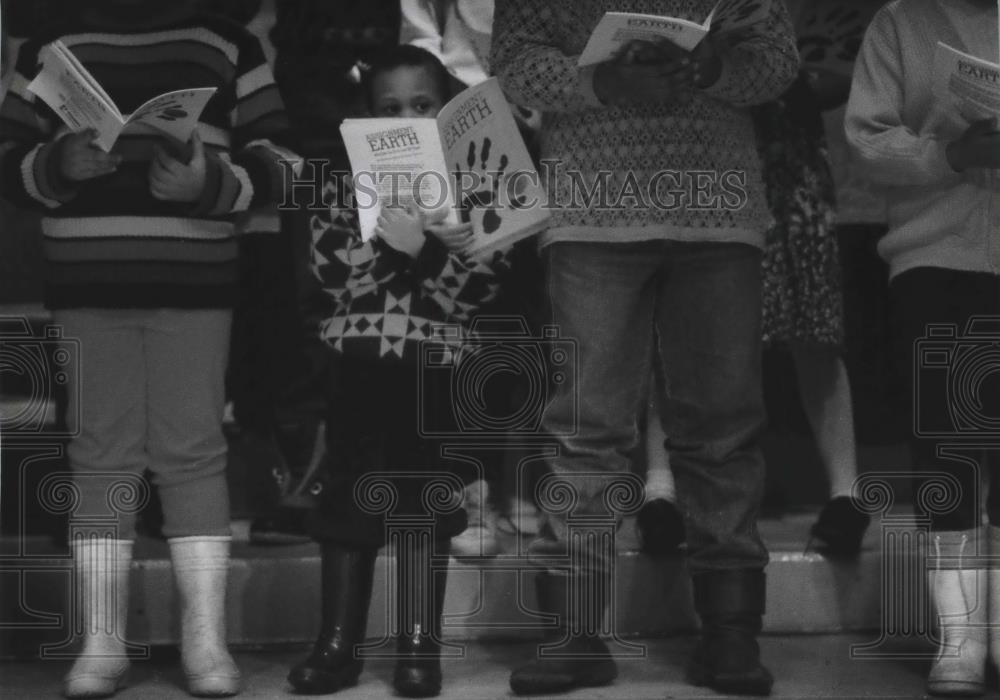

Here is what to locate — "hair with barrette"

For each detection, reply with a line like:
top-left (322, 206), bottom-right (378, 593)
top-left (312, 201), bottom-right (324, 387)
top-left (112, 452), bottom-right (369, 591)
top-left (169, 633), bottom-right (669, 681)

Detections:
top-left (359, 44), bottom-right (452, 110)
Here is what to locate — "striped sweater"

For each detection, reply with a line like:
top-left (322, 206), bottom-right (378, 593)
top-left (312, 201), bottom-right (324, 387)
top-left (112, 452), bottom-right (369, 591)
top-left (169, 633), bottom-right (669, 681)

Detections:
top-left (490, 0), bottom-right (800, 248)
top-left (0, 10), bottom-right (298, 309)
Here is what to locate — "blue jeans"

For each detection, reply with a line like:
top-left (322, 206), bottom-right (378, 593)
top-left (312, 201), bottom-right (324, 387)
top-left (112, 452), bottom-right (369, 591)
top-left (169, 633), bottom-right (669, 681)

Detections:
top-left (539, 240), bottom-right (769, 575)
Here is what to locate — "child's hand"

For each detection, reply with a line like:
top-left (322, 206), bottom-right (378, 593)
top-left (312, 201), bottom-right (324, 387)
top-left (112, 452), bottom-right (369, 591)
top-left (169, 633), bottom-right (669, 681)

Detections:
top-left (376, 204), bottom-right (425, 258)
top-left (426, 221), bottom-right (474, 253)
top-left (946, 119), bottom-right (1000, 172)
top-left (149, 131), bottom-right (207, 202)
top-left (58, 129), bottom-right (121, 182)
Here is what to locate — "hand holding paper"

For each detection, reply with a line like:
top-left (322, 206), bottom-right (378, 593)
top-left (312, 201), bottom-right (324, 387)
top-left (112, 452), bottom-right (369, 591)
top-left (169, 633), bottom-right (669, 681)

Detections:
top-left (149, 131), bottom-right (207, 202)
top-left (59, 129), bottom-right (121, 182)
top-left (593, 42), bottom-right (694, 105)
top-left (376, 204), bottom-right (426, 258)
top-left (426, 221), bottom-right (474, 253)
top-left (945, 118), bottom-right (1000, 172)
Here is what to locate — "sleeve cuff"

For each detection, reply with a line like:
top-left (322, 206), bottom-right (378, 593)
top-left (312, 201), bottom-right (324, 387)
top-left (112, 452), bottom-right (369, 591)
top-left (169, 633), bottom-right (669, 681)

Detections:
top-left (577, 64), bottom-right (605, 107)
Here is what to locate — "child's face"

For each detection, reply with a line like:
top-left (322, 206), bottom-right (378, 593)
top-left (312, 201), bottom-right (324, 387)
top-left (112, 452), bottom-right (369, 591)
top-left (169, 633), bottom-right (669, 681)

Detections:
top-left (370, 66), bottom-right (446, 119)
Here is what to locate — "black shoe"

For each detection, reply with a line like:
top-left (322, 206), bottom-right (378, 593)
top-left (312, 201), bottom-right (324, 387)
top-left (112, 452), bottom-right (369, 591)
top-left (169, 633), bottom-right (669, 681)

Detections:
top-left (250, 508), bottom-right (311, 546)
top-left (288, 544), bottom-right (376, 694)
top-left (810, 496), bottom-right (870, 557)
top-left (636, 498), bottom-right (685, 556)
top-left (508, 571), bottom-right (617, 696)
top-left (509, 636), bottom-right (617, 695)
top-left (392, 538), bottom-right (447, 698)
top-left (688, 569), bottom-right (773, 696)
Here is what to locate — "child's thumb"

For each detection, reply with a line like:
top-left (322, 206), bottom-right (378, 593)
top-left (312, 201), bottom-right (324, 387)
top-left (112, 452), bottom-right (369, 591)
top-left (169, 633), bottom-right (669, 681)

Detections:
top-left (189, 130), bottom-right (205, 164)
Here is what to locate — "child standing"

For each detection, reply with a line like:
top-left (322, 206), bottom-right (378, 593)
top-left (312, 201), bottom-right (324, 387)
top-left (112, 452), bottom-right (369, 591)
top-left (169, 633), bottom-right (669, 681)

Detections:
top-left (0, 1), bottom-right (296, 696)
top-left (286, 45), bottom-right (511, 698)
top-left (846, 0), bottom-right (1000, 695)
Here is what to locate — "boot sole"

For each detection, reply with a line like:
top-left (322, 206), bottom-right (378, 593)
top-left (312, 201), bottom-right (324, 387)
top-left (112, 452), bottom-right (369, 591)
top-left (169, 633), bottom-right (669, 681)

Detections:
top-left (926, 680), bottom-right (986, 697)
top-left (287, 668), bottom-right (361, 695)
top-left (688, 663), bottom-right (774, 696)
top-left (509, 663), bottom-right (617, 696)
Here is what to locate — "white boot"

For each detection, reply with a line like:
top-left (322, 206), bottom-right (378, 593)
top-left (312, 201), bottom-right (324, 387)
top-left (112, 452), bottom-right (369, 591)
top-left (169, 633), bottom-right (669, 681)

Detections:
top-left (927, 529), bottom-right (987, 697)
top-left (64, 538), bottom-right (133, 698)
top-left (986, 526), bottom-right (1000, 676)
top-left (169, 536), bottom-right (241, 697)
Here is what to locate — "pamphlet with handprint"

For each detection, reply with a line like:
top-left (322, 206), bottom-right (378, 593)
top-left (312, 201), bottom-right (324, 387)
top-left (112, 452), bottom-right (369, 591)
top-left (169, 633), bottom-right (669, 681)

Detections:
top-left (340, 77), bottom-right (549, 255)
top-left (932, 42), bottom-right (1000, 125)
top-left (27, 40), bottom-right (217, 152)
top-left (578, 0), bottom-right (772, 62)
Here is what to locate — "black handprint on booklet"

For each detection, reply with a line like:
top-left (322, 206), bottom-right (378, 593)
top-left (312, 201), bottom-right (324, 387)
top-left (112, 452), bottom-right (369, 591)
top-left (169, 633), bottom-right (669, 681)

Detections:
top-left (133, 100), bottom-right (190, 123)
top-left (454, 137), bottom-right (529, 236)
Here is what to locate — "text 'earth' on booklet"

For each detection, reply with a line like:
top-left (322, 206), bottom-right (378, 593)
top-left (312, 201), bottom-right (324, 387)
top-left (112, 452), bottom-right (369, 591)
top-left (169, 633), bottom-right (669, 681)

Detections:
top-left (932, 42), bottom-right (1000, 124)
top-left (339, 77), bottom-right (550, 256)
top-left (27, 40), bottom-right (217, 152)
top-left (578, 0), bottom-right (772, 63)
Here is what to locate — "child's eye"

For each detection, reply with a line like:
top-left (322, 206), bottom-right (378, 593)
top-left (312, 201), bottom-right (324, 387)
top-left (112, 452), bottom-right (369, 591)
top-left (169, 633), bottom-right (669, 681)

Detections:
top-left (379, 104), bottom-right (400, 116)
top-left (414, 102), bottom-right (432, 114)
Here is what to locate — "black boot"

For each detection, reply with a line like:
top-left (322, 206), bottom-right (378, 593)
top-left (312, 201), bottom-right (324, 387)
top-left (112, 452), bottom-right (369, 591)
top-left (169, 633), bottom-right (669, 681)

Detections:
top-left (688, 569), bottom-right (773, 696)
top-left (509, 571), bottom-right (618, 696)
top-left (393, 539), bottom-right (446, 698)
top-left (288, 542), bottom-right (377, 694)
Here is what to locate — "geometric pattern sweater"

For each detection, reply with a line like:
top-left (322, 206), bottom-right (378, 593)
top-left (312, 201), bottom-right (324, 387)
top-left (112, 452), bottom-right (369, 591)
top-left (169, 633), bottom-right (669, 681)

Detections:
top-left (310, 188), bottom-right (510, 363)
top-left (491, 0), bottom-right (800, 248)
top-left (0, 10), bottom-right (298, 309)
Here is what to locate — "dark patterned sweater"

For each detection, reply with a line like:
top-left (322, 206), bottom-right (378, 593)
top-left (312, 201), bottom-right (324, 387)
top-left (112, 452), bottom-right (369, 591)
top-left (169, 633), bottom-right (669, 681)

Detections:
top-left (491, 0), bottom-right (800, 248)
top-left (310, 189), bottom-right (511, 363)
top-left (0, 9), bottom-right (298, 309)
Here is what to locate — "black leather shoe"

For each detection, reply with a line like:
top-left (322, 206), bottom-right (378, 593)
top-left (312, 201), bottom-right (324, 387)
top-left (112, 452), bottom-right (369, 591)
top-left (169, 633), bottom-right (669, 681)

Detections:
top-left (509, 635), bottom-right (617, 695)
top-left (392, 539), bottom-right (447, 698)
top-left (288, 544), bottom-right (376, 694)
top-left (288, 637), bottom-right (364, 694)
top-left (508, 571), bottom-right (617, 696)
top-left (810, 496), bottom-right (870, 557)
top-left (688, 569), bottom-right (773, 696)
top-left (636, 498), bottom-right (685, 555)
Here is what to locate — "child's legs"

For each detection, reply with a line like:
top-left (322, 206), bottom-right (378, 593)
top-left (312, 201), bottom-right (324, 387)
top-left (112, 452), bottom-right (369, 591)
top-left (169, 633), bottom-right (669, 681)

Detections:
top-left (144, 309), bottom-right (232, 538)
top-left (54, 310), bottom-right (148, 540)
top-left (889, 267), bottom-right (1000, 532)
top-left (789, 344), bottom-right (859, 498)
top-left (655, 242), bottom-right (769, 574)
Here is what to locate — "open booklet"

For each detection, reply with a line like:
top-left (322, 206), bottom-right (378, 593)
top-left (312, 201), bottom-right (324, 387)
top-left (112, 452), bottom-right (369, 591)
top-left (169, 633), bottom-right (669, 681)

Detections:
top-left (27, 40), bottom-right (217, 152)
top-left (579, 0), bottom-right (772, 63)
top-left (340, 77), bottom-right (550, 256)
top-left (932, 42), bottom-right (1000, 124)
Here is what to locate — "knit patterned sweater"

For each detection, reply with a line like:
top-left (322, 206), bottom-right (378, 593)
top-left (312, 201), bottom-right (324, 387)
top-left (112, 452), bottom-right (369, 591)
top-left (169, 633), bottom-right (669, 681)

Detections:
top-left (0, 10), bottom-right (298, 309)
top-left (491, 0), bottom-right (800, 247)
top-left (310, 188), bottom-right (510, 363)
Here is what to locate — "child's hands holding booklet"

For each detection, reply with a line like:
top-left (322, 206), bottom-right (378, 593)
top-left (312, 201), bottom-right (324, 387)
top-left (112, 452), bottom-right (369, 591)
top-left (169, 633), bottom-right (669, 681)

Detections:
top-left (58, 129), bottom-right (122, 182)
top-left (149, 131), bottom-right (207, 203)
top-left (376, 203), bottom-right (426, 258)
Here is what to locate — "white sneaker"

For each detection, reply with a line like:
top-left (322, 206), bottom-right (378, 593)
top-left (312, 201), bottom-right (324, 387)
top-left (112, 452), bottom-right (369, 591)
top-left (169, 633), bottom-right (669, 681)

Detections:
top-left (451, 480), bottom-right (500, 558)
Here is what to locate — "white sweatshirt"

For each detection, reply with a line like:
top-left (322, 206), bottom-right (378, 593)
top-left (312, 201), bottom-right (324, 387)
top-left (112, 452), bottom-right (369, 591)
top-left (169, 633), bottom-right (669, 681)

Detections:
top-left (399, 0), bottom-right (493, 87)
top-left (846, 0), bottom-right (1000, 278)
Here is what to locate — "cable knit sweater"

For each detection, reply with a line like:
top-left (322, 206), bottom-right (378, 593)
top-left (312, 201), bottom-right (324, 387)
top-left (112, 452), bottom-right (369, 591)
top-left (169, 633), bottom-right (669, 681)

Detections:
top-left (490, 0), bottom-right (800, 247)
